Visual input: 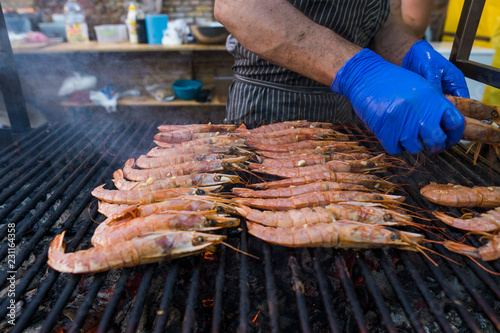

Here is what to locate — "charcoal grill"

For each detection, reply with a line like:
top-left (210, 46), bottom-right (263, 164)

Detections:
top-left (2, 0), bottom-right (500, 332)
top-left (1, 120), bottom-right (500, 332)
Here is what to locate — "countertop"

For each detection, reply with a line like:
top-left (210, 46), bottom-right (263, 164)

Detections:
top-left (12, 41), bottom-right (228, 54)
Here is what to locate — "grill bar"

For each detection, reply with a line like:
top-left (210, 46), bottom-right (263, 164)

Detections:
top-left (0, 123), bottom-right (49, 165)
top-left (11, 204), bottom-right (100, 332)
top-left (401, 253), bottom-right (455, 333)
top-left (0, 122), bottom-right (108, 219)
top-left (126, 264), bottom-right (156, 333)
top-left (40, 274), bottom-right (81, 333)
top-left (313, 248), bottom-right (341, 333)
top-left (358, 256), bottom-right (397, 332)
top-left (182, 259), bottom-right (202, 332)
top-left (423, 252), bottom-right (482, 332)
top-left (238, 223), bottom-right (250, 332)
top-left (263, 243), bottom-right (280, 333)
top-left (0, 121), bottom-right (154, 331)
top-left (289, 255), bottom-right (312, 333)
top-left (68, 273), bottom-right (107, 333)
top-left (211, 246), bottom-right (227, 332)
top-left (153, 264), bottom-right (178, 333)
top-left (0, 123), bottom-right (74, 194)
top-left (335, 255), bottom-right (368, 332)
top-left (379, 252), bottom-right (426, 332)
top-left (96, 269), bottom-right (132, 333)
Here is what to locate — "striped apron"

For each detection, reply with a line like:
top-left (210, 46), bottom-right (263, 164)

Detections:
top-left (225, 0), bottom-right (390, 128)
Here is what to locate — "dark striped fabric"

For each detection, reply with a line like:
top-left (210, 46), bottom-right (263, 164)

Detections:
top-left (225, 0), bottom-right (390, 127)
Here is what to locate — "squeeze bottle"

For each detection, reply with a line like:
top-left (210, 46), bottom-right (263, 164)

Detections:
top-left (127, 3), bottom-right (138, 44)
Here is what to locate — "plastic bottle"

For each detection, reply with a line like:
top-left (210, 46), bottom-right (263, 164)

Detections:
top-left (136, 7), bottom-right (148, 44)
top-left (127, 3), bottom-right (138, 44)
top-left (64, 0), bottom-right (89, 43)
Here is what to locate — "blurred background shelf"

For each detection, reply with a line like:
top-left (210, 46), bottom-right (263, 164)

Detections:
top-left (11, 41), bottom-right (233, 125)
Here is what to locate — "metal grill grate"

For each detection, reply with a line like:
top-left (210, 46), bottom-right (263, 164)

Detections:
top-left (0, 121), bottom-right (499, 332)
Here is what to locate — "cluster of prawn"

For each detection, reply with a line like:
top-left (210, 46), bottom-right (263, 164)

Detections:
top-left (420, 183), bottom-right (500, 263)
top-left (229, 121), bottom-right (428, 251)
top-left (48, 124), bottom-right (252, 274)
top-left (446, 95), bottom-right (500, 164)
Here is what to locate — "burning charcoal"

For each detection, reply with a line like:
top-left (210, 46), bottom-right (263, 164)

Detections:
top-left (300, 248), bottom-right (314, 273)
top-left (17, 322), bottom-right (44, 333)
top-left (164, 306), bottom-right (182, 331)
top-left (63, 293), bottom-right (87, 322)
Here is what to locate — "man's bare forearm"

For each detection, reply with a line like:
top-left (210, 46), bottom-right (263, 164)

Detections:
top-left (372, 0), bottom-right (420, 65)
top-left (214, 0), bottom-right (362, 86)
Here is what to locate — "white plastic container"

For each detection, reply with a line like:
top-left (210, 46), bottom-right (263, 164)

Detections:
top-left (64, 0), bottom-right (89, 42)
top-left (94, 25), bottom-right (128, 44)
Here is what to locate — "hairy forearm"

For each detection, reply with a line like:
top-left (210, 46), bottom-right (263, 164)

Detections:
top-left (214, 0), bottom-right (362, 86)
top-left (372, 0), bottom-right (420, 65)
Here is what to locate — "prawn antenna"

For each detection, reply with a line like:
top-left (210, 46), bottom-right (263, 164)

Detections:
top-left (419, 239), bottom-right (463, 266)
top-left (103, 133), bottom-right (118, 156)
top-left (222, 241), bottom-right (260, 260)
top-left (459, 254), bottom-right (500, 276)
top-left (414, 242), bottom-right (461, 267)
top-left (88, 200), bottom-right (100, 224)
top-left (232, 163), bottom-right (267, 183)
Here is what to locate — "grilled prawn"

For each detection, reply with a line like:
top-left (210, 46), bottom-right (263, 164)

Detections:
top-left (235, 203), bottom-right (412, 228)
top-left (255, 145), bottom-right (369, 159)
top-left (97, 197), bottom-right (229, 219)
top-left (248, 154), bottom-right (387, 176)
top-left (259, 153), bottom-right (373, 167)
top-left (420, 183), bottom-right (500, 208)
top-left (48, 231), bottom-right (226, 273)
top-left (247, 221), bottom-right (424, 249)
top-left (136, 153), bottom-right (230, 169)
top-left (443, 234), bottom-right (500, 261)
top-left (232, 181), bottom-right (368, 198)
top-left (433, 208), bottom-right (500, 232)
top-left (157, 124), bottom-right (237, 133)
top-left (249, 171), bottom-right (396, 192)
top-left (240, 120), bottom-right (334, 135)
top-left (233, 190), bottom-right (405, 210)
top-left (92, 184), bottom-right (221, 205)
top-left (122, 156), bottom-right (247, 181)
top-left (147, 145), bottom-right (240, 157)
top-left (92, 211), bottom-right (239, 246)
top-left (112, 170), bottom-right (242, 191)
top-left (446, 95), bottom-right (500, 122)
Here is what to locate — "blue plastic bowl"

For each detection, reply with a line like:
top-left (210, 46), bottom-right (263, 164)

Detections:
top-left (172, 80), bottom-right (203, 100)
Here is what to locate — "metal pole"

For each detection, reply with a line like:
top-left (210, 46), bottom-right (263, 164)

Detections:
top-left (449, 0), bottom-right (500, 89)
top-left (0, 2), bottom-right (31, 141)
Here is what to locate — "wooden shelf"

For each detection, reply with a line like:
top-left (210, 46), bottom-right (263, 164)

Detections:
top-left (12, 41), bottom-right (228, 55)
top-left (61, 95), bottom-right (226, 108)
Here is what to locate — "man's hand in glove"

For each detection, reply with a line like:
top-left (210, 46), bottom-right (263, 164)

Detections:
top-left (331, 49), bottom-right (465, 155)
top-left (402, 40), bottom-right (469, 98)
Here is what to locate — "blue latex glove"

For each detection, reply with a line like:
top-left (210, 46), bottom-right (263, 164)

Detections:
top-left (331, 49), bottom-right (465, 155)
top-left (402, 40), bottom-right (470, 98)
